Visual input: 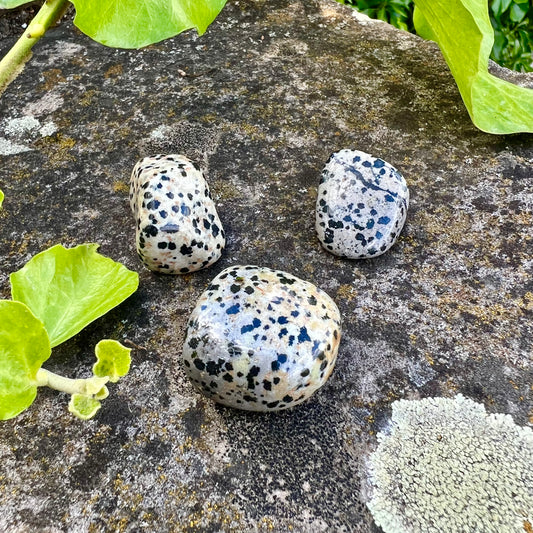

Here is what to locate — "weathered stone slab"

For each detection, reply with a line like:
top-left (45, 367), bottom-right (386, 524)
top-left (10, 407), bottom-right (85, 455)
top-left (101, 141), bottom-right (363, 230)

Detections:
top-left (0, 1), bottom-right (531, 531)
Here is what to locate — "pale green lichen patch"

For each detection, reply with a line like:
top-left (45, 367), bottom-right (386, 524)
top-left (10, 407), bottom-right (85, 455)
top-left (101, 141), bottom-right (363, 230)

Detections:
top-left (367, 395), bottom-right (533, 533)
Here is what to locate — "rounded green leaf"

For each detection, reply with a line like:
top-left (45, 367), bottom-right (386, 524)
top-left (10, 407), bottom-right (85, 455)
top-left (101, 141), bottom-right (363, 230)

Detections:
top-left (0, 301), bottom-right (51, 420)
top-left (93, 340), bottom-right (131, 383)
top-left (68, 394), bottom-right (101, 420)
top-left (0, 189), bottom-right (4, 209)
top-left (70, 0), bottom-right (228, 49)
top-left (10, 244), bottom-right (139, 348)
top-left (0, 0), bottom-right (32, 7)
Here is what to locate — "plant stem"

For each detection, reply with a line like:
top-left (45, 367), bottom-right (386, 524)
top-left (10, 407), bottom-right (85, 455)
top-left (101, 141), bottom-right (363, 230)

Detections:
top-left (0, 0), bottom-right (70, 96)
top-left (36, 368), bottom-right (109, 396)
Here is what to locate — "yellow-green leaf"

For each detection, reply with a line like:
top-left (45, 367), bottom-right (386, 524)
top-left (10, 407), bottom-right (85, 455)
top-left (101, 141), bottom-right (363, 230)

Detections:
top-left (68, 394), bottom-right (101, 420)
top-left (93, 339), bottom-right (131, 383)
top-left (70, 0), bottom-right (228, 49)
top-left (413, 0), bottom-right (533, 134)
top-left (10, 244), bottom-right (139, 348)
top-left (0, 301), bottom-right (51, 420)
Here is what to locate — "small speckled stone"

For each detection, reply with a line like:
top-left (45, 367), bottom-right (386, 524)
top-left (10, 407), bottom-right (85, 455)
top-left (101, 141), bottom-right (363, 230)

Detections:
top-left (316, 149), bottom-right (409, 258)
top-left (182, 265), bottom-right (342, 411)
top-left (130, 154), bottom-right (225, 274)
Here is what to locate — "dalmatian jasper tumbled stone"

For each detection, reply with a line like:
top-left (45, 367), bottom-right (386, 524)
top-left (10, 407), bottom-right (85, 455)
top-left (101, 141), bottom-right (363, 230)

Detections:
top-left (316, 149), bottom-right (409, 258)
top-left (130, 154), bottom-right (225, 274)
top-left (182, 265), bottom-right (342, 411)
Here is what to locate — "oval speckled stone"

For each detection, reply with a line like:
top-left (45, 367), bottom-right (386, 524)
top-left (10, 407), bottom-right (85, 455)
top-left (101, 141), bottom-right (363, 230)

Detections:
top-left (130, 154), bottom-right (225, 274)
top-left (316, 149), bottom-right (409, 259)
top-left (182, 265), bottom-right (342, 411)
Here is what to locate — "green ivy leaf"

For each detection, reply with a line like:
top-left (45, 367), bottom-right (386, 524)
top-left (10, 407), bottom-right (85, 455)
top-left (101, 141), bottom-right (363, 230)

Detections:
top-left (10, 243), bottom-right (139, 348)
top-left (70, 0), bottom-right (228, 49)
top-left (413, 0), bottom-right (533, 134)
top-left (0, 0), bottom-right (30, 7)
top-left (68, 394), bottom-right (101, 420)
top-left (93, 339), bottom-right (131, 383)
top-left (0, 301), bottom-right (51, 420)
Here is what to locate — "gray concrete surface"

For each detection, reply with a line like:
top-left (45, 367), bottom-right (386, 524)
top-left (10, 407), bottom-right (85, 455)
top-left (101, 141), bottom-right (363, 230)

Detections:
top-left (0, 0), bottom-right (531, 531)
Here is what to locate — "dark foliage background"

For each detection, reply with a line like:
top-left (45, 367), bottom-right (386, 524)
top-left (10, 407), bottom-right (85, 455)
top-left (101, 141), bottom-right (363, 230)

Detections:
top-left (338, 0), bottom-right (533, 72)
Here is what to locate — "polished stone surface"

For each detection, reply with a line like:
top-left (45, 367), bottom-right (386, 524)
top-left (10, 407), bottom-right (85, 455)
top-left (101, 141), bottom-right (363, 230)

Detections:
top-left (130, 154), bottom-right (225, 274)
top-left (316, 149), bottom-right (409, 258)
top-left (183, 265), bottom-right (341, 411)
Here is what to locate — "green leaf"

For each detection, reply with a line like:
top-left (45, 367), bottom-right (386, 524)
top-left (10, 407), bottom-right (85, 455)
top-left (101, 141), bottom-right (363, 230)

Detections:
top-left (0, 0), bottom-right (31, 7)
top-left (0, 189), bottom-right (4, 209)
top-left (94, 385), bottom-right (109, 400)
top-left (413, 0), bottom-right (533, 134)
top-left (10, 243), bottom-right (139, 348)
top-left (0, 301), bottom-right (51, 420)
top-left (509, 2), bottom-right (528, 22)
top-left (491, 0), bottom-right (513, 17)
top-left (68, 394), bottom-right (101, 420)
top-left (93, 339), bottom-right (131, 383)
top-left (70, 0), bottom-right (228, 49)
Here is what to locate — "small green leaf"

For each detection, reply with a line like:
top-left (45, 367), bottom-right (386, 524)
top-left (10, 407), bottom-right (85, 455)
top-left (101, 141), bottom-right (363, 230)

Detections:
top-left (491, 0), bottom-right (513, 17)
top-left (509, 2), bottom-right (528, 22)
top-left (68, 394), bottom-right (101, 420)
top-left (94, 385), bottom-right (109, 400)
top-left (10, 243), bottom-right (139, 348)
top-left (0, 301), bottom-right (51, 420)
top-left (70, 0), bottom-right (228, 49)
top-left (413, 0), bottom-right (533, 133)
top-left (0, 189), bottom-right (4, 209)
top-left (93, 339), bottom-right (131, 383)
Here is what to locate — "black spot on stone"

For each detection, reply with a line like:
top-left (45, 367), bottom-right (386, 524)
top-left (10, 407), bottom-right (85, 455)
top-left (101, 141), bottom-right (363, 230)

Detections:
top-left (324, 228), bottom-right (334, 244)
top-left (144, 224), bottom-right (158, 237)
top-left (180, 244), bottom-right (193, 256)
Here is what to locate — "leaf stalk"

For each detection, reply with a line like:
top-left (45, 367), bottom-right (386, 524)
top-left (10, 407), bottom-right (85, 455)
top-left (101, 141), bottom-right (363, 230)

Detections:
top-left (36, 368), bottom-right (109, 396)
top-left (0, 0), bottom-right (70, 96)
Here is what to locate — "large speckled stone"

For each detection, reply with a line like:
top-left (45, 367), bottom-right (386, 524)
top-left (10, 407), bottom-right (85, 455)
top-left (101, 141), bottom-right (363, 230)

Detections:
top-left (316, 149), bottom-right (409, 258)
top-left (130, 154), bottom-right (225, 274)
top-left (182, 265), bottom-right (342, 411)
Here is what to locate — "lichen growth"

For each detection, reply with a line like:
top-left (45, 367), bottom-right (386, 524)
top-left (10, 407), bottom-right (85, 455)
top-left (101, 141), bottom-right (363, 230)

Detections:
top-left (366, 394), bottom-right (533, 533)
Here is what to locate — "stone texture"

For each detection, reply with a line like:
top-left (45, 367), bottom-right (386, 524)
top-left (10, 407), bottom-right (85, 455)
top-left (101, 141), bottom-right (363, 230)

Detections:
top-left (0, 1), bottom-right (532, 532)
top-left (183, 265), bottom-right (341, 411)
